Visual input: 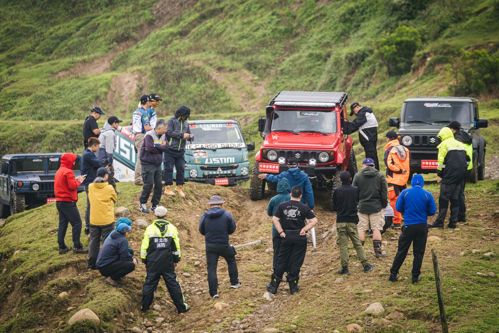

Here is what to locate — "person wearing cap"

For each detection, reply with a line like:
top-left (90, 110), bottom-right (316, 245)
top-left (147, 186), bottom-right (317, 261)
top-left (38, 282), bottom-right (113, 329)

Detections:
top-left (132, 95), bottom-right (152, 186)
top-left (258, 158), bottom-right (315, 209)
top-left (430, 127), bottom-right (468, 229)
top-left (389, 174), bottom-right (437, 284)
top-left (383, 130), bottom-right (410, 227)
top-left (81, 137), bottom-right (107, 234)
top-left (83, 106), bottom-right (104, 149)
top-left (267, 178), bottom-right (291, 273)
top-left (98, 116), bottom-right (122, 166)
top-left (344, 102), bottom-right (380, 170)
top-left (96, 218), bottom-right (136, 286)
top-left (148, 93), bottom-right (162, 129)
top-left (331, 171), bottom-right (374, 275)
top-left (141, 206), bottom-right (190, 313)
top-left (87, 168), bottom-right (117, 269)
top-left (54, 153), bottom-right (87, 254)
top-left (352, 158), bottom-right (388, 258)
top-left (164, 106), bottom-right (192, 198)
top-left (199, 195), bottom-right (239, 299)
top-left (448, 121), bottom-right (473, 222)
top-left (139, 120), bottom-right (168, 213)
top-left (267, 186), bottom-right (318, 295)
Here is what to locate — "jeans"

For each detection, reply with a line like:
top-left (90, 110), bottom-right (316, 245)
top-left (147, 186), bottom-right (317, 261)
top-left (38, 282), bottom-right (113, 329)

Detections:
top-left (163, 149), bottom-right (186, 186)
top-left (85, 185), bottom-right (90, 230)
top-left (140, 164), bottom-right (163, 207)
top-left (134, 133), bottom-right (145, 184)
top-left (99, 260), bottom-right (135, 280)
top-left (88, 223), bottom-right (114, 268)
top-left (56, 201), bottom-right (83, 250)
top-left (206, 243), bottom-right (239, 296)
top-left (435, 182), bottom-right (462, 226)
top-left (274, 232), bottom-right (307, 283)
top-left (390, 223), bottom-right (428, 278)
top-left (337, 223), bottom-right (367, 268)
top-left (142, 267), bottom-right (187, 312)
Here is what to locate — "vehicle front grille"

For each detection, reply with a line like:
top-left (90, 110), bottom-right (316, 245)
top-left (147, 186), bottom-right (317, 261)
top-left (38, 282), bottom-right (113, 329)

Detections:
top-left (39, 182), bottom-right (54, 192)
top-left (276, 150), bottom-right (321, 163)
top-left (412, 135), bottom-right (439, 147)
top-left (200, 164), bottom-right (238, 171)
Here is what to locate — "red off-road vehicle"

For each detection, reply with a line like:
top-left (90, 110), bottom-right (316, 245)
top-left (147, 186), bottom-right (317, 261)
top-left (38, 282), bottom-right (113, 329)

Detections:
top-left (250, 91), bottom-right (357, 202)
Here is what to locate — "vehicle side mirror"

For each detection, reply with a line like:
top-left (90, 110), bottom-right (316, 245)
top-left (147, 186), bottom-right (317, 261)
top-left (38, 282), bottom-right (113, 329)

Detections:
top-left (247, 142), bottom-right (255, 151)
top-left (389, 117), bottom-right (400, 128)
top-left (258, 118), bottom-right (266, 133)
top-left (476, 119), bottom-right (488, 128)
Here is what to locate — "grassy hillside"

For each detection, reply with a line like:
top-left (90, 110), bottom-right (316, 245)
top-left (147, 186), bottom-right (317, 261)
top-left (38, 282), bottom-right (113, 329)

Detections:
top-left (0, 0), bottom-right (498, 155)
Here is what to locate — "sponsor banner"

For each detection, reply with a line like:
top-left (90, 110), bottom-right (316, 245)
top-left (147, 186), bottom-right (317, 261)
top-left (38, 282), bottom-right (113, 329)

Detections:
top-left (186, 142), bottom-right (246, 150)
top-left (215, 178), bottom-right (229, 186)
top-left (259, 162), bottom-right (280, 174)
top-left (112, 126), bottom-right (137, 181)
top-left (421, 160), bottom-right (438, 170)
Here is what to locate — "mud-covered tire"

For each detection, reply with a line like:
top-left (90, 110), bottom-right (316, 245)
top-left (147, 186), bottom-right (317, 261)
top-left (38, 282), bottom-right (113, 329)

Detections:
top-left (467, 153), bottom-right (478, 183)
top-left (10, 194), bottom-right (25, 215)
top-left (347, 149), bottom-right (358, 177)
top-left (249, 164), bottom-right (265, 201)
top-left (478, 149), bottom-right (485, 181)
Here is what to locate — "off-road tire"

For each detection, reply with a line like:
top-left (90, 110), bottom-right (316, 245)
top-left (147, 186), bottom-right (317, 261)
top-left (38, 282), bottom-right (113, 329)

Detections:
top-left (249, 163), bottom-right (265, 201)
top-left (347, 149), bottom-right (358, 177)
top-left (477, 149), bottom-right (485, 181)
top-left (10, 194), bottom-right (25, 215)
top-left (467, 153), bottom-right (478, 183)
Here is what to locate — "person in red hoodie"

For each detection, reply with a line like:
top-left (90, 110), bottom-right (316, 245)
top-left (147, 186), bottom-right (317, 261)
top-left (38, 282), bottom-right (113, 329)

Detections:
top-left (55, 153), bottom-right (88, 254)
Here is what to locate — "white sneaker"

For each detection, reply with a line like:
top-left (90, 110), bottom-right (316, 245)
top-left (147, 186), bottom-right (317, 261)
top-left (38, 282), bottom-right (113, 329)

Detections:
top-left (230, 283), bottom-right (241, 289)
top-left (212, 294), bottom-right (219, 299)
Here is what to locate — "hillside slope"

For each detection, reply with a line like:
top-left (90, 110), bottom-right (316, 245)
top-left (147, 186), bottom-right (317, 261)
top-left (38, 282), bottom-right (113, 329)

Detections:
top-left (0, 181), bottom-right (497, 332)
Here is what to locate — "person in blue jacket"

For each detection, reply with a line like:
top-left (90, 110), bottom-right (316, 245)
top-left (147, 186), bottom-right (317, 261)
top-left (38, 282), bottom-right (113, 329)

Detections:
top-left (96, 218), bottom-right (136, 285)
top-left (389, 174), bottom-right (437, 284)
top-left (266, 178), bottom-right (291, 273)
top-left (258, 159), bottom-right (314, 209)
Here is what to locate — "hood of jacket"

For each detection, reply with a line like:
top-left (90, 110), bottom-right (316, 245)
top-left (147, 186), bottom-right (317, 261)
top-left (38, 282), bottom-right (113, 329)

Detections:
top-left (384, 139), bottom-right (408, 160)
top-left (456, 129), bottom-right (472, 145)
top-left (438, 127), bottom-right (454, 142)
top-left (277, 178), bottom-right (291, 194)
top-left (360, 166), bottom-right (379, 177)
top-left (288, 167), bottom-right (307, 181)
top-left (60, 153), bottom-right (77, 169)
top-left (101, 122), bottom-right (114, 132)
top-left (411, 173), bottom-right (425, 187)
top-left (205, 207), bottom-right (225, 218)
top-left (91, 181), bottom-right (109, 189)
top-left (110, 230), bottom-right (125, 240)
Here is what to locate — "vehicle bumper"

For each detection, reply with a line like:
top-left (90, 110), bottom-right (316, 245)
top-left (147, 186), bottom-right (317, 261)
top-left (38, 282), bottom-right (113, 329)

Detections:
top-left (190, 175), bottom-right (250, 185)
top-left (407, 149), bottom-right (438, 173)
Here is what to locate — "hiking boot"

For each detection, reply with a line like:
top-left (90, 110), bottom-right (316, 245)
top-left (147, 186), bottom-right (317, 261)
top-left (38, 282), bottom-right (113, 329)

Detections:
top-left (73, 247), bottom-right (88, 254)
top-left (266, 275), bottom-right (281, 294)
top-left (429, 223), bottom-right (444, 229)
top-left (448, 223), bottom-right (457, 229)
top-left (151, 206), bottom-right (157, 213)
top-left (412, 275), bottom-right (421, 284)
top-left (337, 267), bottom-right (350, 275)
top-left (106, 277), bottom-right (118, 286)
top-left (363, 263), bottom-right (374, 273)
top-left (176, 186), bottom-right (186, 198)
top-left (139, 203), bottom-right (150, 214)
top-left (164, 186), bottom-right (176, 196)
top-left (389, 273), bottom-right (398, 282)
top-left (87, 263), bottom-right (97, 270)
top-left (373, 240), bottom-right (385, 258)
top-left (178, 303), bottom-right (190, 314)
top-left (230, 283), bottom-right (241, 289)
top-left (59, 247), bottom-right (70, 255)
top-left (84, 227), bottom-right (90, 235)
top-left (288, 279), bottom-right (299, 295)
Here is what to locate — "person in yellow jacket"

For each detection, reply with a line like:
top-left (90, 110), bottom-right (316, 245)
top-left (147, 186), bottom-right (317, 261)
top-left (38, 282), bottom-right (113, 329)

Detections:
top-left (383, 131), bottom-right (410, 227)
top-left (430, 127), bottom-right (468, 228)
top-left (140, 206), bottom-right (190, 314)
top-left (88, 167), bottom-right (117, 269)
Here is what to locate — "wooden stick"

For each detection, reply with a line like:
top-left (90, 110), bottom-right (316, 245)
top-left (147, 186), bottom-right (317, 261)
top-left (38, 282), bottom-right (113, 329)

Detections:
top-left (432, 249), bottom-right (449, 333)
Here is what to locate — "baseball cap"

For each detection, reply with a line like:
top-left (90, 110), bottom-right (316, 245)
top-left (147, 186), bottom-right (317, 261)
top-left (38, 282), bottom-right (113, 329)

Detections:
top-left (362, 158), bottom-right (375, 167)
top-left (140, 95), bottom-right (150, 104)
top-left (208, 195), bottom-right (225, 205)
top-left (386, 130), bottom-right (398, 140)
top-left (350, 102), bottom-right (360, 115)
top-left (149, 93), bottom-right (162, 101)
top-left (91, 106), bottom-right (105, 115)
top-left (154, 206), bottom-right (168, 217)
top-left (107, 116), bottom-right (122, 125)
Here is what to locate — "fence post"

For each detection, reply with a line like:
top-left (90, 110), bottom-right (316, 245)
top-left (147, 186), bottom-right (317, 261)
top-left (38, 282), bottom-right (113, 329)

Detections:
top-left (432, 249), bottom-right (449, 333)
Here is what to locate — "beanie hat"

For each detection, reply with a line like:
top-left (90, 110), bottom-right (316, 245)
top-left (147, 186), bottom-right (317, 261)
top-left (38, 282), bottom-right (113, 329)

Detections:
top-left (154, 206), bottom-right (168, 217)
top-left (448, 121), bottom-right (461, 131)
top-left (115, 217), bottom-right (132, 233)
top-left (175, 106), bottom-right (191, 119)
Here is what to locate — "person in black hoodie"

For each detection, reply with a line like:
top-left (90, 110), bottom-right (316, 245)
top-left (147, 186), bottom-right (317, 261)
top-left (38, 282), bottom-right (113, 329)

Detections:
top-left (331, 171), bottom-right (374, 275)
top-left (199, 195), bottom-right (239, 299)
top-left (344, 102), bottom-right (380, 170)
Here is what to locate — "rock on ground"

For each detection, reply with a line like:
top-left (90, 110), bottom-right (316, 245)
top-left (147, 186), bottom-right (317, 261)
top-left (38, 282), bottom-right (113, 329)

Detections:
top-left (58, 291), bottom-right (69, 299)
top-left (115, 206), bottom-right (130, 217)
top-left (67, 308), bottom-right (100, 326)
top-left (136, 219), bottom-right (149, 228)
top-left (428, 236), bottom-right (442, 242)
top-left (386, 311), bottom-right (405, 320)
top-left (262, 328), bottom-right (280, 333)
top-left (346, 323), bottom-right (363, 332)
top-left (214, 302), bottom-right (229, 311)
top-left (364, 302), bottom-right (385, 317)
top-left (263, 291), bottom-right (274, 301)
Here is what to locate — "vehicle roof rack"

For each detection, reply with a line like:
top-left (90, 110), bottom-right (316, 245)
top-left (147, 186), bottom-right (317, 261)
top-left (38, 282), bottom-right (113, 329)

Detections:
top-left (271, 91), bottom-right (348, 108)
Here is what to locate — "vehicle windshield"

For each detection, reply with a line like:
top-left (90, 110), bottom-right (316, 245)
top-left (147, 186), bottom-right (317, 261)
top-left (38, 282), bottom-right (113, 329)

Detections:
top-left (14, 158), bottom-right (46, 173)
top-left (189, 123), bottom-right (244, 145)
top-left (402, 101), bottom-right (472, 126)
top-left (271, 110), bottom-right (336, 134)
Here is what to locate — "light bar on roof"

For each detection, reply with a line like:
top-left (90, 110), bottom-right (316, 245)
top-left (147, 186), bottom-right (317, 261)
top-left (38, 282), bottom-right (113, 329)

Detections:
top-left (273, 102), bottom-right (337, 107)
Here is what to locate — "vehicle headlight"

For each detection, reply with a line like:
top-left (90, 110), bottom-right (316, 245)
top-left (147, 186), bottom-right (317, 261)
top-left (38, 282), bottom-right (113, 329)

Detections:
top-left (278, 157), bottom-right (286, 165)
top-left (318, 152), bottom-right (329, 163)
top-left (32, 183), bottom-right (40, 191)
top-left (241, 167), bottom-right (249, 176)
top-left (189, 169), bottom-right (198, 178)
top-left (267, 150), bottom-right (278, 161)
top-left (309, 158), bottom-right (317, 166)
top-left (401, 135), bottom-right (413, 146)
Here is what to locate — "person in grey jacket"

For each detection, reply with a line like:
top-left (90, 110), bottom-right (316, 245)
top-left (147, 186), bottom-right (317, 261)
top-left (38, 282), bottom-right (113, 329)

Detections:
top-left (98, 116), bottom-right (122, 165)
top-left (163, 106), bottom-right (192, 198)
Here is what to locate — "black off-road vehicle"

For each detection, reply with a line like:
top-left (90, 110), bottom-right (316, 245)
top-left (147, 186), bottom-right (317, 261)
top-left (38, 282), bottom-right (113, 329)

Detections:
top-left (389, 97), bottom-right (488, 182)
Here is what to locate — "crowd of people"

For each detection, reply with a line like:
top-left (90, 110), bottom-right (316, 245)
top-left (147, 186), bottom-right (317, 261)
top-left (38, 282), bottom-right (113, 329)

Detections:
top-left (52, 98), bottom-right (473, 314)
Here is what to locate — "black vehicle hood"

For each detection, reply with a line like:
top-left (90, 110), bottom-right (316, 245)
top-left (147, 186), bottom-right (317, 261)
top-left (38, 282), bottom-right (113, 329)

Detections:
top-left (10, 174), bottom-right (54, 182)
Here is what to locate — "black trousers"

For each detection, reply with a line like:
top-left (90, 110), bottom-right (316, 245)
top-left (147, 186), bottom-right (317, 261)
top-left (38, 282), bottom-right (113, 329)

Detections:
top-left (163, 149), bottom-right (186, 186)
top-left (435, 182), bottom-right (462, 225)
top-left (206, 243), bottom-right (239, 296)
top-left (88, 223), bottom-right (114, 267)
top-left (274, 236), bottom-right (307, 283)
top-left (85, 185), bottom-right (90, 230)
top-left (99, 260), bottom-right (135, 280)
top-left (360, 138), bottom-right (379, 170)
top-left (140, 164), bottom-right (163, 207)
top-left (458, 178), bottom-right (467, 221)
top-left (142, 267), bottom-right (187, 312)
top-left (56, 201), bottom-right (83, 250)
top-left (272, 236), bottom-right (282, 273)
top-left (390, 224), bottom-right (428, 278)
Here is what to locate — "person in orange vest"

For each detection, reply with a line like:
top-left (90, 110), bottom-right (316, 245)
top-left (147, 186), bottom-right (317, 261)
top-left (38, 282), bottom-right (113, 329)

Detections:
top-left (383, 131), bottom-right (410, 227)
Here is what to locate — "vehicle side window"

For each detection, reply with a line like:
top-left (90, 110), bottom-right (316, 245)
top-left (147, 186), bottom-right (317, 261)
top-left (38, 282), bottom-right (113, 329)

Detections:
top-left (0, 161), bottom-right (7, 174)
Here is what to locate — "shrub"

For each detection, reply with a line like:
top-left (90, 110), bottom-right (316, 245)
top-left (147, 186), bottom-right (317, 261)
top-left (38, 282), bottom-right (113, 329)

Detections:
top-left (378, 25), bottom-right (421, 76)
top-left (450, 49), bottom-right (499, 96)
